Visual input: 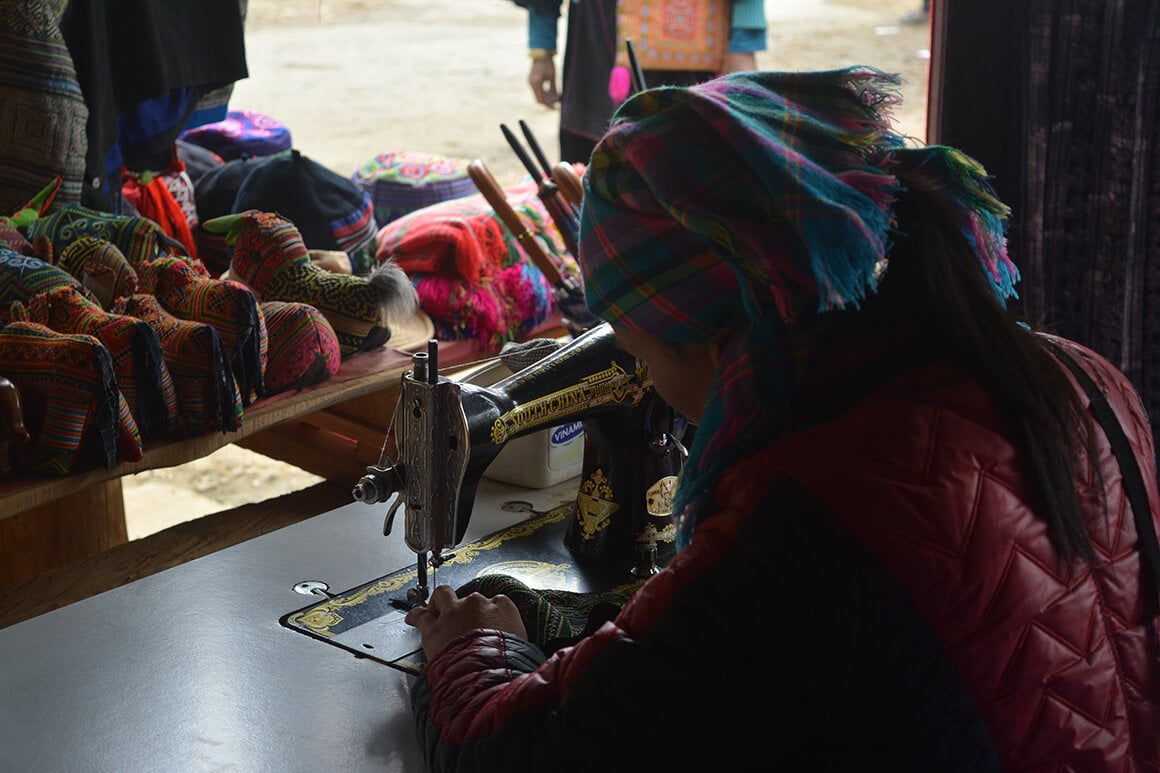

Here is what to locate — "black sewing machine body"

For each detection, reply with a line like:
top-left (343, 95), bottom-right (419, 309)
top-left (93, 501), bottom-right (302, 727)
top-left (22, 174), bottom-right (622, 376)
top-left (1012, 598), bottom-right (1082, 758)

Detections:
top-left (354, 323), bottom-right (686, 598)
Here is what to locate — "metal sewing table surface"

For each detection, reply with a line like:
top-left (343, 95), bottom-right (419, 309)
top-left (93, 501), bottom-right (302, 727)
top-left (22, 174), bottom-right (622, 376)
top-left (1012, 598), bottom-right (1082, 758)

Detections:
top-left (0, 477), bottom-right (580, 773)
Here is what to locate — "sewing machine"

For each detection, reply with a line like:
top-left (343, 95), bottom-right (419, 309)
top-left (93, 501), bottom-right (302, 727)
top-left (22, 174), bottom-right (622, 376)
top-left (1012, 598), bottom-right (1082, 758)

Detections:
top-left (352, 322), bottom-right (687, 606)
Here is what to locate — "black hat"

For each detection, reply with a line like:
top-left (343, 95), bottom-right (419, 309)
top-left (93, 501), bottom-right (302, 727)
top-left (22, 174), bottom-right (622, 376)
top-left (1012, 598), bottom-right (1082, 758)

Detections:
top-left (193, 156), bottom-right (261, 223)
top-left (232, 150), bottom-right (378, 271)
top-left (175, 139), bottom-right (225, 186)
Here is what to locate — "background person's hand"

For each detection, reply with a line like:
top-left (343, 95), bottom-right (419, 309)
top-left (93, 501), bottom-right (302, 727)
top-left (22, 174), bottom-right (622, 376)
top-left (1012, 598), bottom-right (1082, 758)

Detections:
top-left (722, 51), bottom-right (758, 74)
top-left (528, 58), bottom-right (559, 107)
top-left (405, 585), bottom-right (528, 660)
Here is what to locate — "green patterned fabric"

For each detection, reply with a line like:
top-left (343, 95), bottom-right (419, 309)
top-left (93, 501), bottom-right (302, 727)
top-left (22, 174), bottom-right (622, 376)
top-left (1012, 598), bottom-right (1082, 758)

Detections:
top-left (21, 204), bottom-right (178, 267)
top-left (456, 574), bottom-right (642, 652)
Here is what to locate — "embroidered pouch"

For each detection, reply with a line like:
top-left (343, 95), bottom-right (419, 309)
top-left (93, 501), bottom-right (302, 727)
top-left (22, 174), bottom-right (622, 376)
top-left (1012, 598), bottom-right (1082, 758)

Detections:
top-left (55, 236), bottom-right (140, 308)
top-left (0, 248), bottom-right (90, 325)
top-left (20, 203), bottom-right (183, 268)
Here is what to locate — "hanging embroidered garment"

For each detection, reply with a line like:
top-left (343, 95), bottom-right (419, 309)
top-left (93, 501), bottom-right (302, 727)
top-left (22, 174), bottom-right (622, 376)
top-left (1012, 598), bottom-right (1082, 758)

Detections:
top-left (615, 0), bottom-right (730, 73)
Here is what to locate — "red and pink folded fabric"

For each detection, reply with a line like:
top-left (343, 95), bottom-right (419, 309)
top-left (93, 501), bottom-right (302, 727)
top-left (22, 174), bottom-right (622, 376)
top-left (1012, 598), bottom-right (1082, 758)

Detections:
top-left (374, 181), bottom-right (576, 350)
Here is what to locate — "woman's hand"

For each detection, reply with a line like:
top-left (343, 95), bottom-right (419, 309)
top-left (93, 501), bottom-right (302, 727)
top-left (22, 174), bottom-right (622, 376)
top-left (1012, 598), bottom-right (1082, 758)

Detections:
top-left (405, 585), bottom-right (529, 661)
top-left (722, 51), bottom-right (758, 74)
top-left (528, 58), bottom-right (559, 107)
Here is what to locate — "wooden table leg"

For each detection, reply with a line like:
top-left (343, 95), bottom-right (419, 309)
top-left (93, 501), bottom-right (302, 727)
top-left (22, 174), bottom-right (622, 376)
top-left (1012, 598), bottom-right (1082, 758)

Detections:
top-left (0, 478), bottom-right (128, 589)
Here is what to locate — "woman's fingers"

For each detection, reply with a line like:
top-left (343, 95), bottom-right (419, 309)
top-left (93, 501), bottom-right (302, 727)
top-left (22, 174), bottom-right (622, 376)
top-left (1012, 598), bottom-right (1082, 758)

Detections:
top-left (403, 586), bottom-right (528, 656)
top-left (427, 584), bottom-right (458, 611)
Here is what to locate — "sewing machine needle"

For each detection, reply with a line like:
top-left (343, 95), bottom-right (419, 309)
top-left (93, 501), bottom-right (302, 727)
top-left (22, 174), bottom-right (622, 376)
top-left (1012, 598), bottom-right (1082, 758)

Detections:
top-left (416, 552), bottom-right (428, 605)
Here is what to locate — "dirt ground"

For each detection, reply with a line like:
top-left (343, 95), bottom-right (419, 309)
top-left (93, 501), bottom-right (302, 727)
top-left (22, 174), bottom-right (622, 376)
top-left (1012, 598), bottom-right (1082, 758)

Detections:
top-left (121, 0), bottom-right (932, 538)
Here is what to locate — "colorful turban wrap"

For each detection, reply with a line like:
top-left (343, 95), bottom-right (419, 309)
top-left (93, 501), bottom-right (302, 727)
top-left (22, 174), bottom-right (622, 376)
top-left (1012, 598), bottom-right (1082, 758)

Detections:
top-left (579, 68), bottom-right (908, 342)
top-left (577, 67), bottom-right (1019, 548)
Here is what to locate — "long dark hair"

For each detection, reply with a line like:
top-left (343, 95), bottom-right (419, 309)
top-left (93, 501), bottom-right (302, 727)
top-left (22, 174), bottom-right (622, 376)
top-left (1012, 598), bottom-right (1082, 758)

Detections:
top-left (875, 164), bottom-right (1100, 563)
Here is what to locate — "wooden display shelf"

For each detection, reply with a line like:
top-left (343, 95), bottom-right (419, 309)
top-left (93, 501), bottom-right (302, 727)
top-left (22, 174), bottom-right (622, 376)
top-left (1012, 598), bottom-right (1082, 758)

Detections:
top-left (0, 344), bottom-right (417, 517)
top-left (0, 318), bottom-right (568, 589)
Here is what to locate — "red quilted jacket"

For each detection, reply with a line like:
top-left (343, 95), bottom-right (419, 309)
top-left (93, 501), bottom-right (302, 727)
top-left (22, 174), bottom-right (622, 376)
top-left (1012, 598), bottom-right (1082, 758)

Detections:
top-left (412, 337), bottom-right (1160, 772)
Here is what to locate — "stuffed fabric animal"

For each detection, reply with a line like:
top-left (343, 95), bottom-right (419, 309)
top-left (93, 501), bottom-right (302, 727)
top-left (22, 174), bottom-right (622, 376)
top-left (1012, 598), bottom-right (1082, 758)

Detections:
top-left (112, 294), bottom-right (243, 436)
top-left (260, 301), bottom-right (342, 394)
top-left (16, 286), bottom-right (179, 439)
top-left (203, 209), bottom-right (418, 357)
top-left (55, 236), bottom-right (141, 309)
top-left (0, 248), bottom-right (93, 325)
top-left (0, 322), bottom-right (142, 475)
top-left (137, 255), bottom-right (267, 405)
top-left (20, 203), bottom-right (185, 268)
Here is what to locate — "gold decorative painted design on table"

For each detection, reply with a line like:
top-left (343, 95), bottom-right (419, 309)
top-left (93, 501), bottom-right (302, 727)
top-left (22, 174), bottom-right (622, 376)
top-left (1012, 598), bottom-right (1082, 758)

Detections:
top-left (286, 504), bottom-right (570, 638)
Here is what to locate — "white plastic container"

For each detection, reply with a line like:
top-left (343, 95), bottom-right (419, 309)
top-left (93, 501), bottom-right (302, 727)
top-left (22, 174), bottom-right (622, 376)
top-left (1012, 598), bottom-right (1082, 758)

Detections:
top-left (456, 360), bottom-right (585, 489)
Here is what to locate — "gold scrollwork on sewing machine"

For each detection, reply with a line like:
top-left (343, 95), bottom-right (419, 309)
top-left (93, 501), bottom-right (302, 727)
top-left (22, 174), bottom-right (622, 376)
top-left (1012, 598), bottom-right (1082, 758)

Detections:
top-left (490, 361), bottom-right (651, 445)
top-left (574, 468), bottom-right (619, 541)
top-left (645, 475), bottom-right (678, 516)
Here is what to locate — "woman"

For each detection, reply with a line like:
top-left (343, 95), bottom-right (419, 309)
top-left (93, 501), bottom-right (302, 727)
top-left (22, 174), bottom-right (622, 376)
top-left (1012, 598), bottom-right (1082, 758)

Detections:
top-left (512, 0), bottom-right (767, 163)
top-left (406, 68), bottom-right (1160, 770)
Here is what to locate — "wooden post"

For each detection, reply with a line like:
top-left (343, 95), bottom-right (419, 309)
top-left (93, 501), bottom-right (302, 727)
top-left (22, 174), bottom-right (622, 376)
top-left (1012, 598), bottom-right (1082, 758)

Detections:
top-left (0, 479), bottom-right (128, 588)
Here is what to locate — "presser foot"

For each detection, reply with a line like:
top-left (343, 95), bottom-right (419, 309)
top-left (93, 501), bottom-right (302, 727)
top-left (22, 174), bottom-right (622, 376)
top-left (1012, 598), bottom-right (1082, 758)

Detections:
top-left (400, 549), bottom-right (457, 608)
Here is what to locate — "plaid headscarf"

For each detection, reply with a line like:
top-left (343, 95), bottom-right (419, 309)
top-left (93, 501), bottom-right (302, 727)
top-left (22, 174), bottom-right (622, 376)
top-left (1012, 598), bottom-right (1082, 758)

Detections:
top-left (577, 68), bottom-right (1018, 547)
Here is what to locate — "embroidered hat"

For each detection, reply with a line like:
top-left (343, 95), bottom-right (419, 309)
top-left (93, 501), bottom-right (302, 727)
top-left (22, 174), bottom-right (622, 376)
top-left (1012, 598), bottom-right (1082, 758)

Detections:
top-left (177, 109), bottom-right (293, 162)
top-left (193, 157), bottom-right (262, 224)
top-left (351, 151), bottom-right (478, 227)
top-left (233, 150), bottom-right (379, 275)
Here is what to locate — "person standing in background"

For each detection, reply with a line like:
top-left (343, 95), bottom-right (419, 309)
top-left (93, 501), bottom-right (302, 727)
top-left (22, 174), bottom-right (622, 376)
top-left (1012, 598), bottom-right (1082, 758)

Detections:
top-left (899, 0), bottom-right (930, 25)
top-left (512, 0), bottom-right (767, 163)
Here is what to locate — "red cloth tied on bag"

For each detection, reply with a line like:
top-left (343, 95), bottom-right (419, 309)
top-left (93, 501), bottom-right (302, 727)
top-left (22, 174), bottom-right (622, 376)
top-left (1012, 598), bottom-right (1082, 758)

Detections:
top-left (123, 162), bottom-right (199, 260)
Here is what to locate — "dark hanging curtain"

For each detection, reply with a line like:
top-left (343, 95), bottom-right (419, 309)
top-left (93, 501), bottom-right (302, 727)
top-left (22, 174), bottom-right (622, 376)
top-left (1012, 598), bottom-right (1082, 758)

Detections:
top-left (930, 0), bottom-right (1160, 437)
